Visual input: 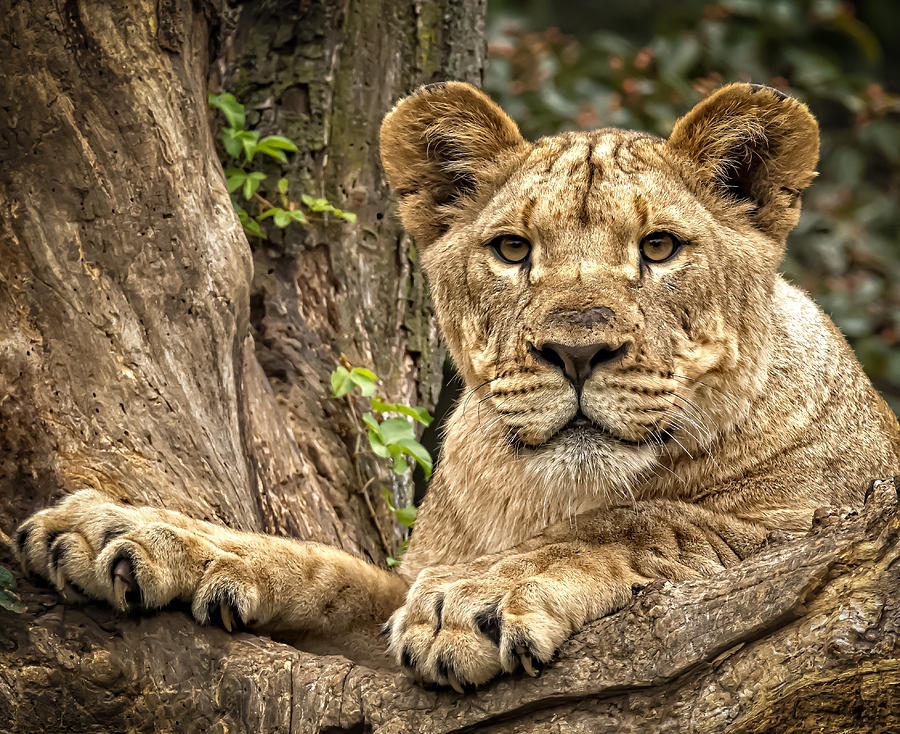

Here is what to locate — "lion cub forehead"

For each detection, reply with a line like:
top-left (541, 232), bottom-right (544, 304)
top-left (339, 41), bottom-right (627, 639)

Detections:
top-left (489, 129), bottom-right (688, 234)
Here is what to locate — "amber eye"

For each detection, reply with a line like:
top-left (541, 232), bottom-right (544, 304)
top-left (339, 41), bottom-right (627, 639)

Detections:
top-left (639, 232), bottom-right (682, 264)
top-left (489, 235), bottom-right (532, 265)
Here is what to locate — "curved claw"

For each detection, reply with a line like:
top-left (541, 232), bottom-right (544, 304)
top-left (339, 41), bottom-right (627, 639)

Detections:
top-left (220, 600), bottom-right (235, 632)
top-left (447, 670), bottom-right (465, 694)
top-left (112, 556), bottom-right (136, 611)
top-left (521, 654), bottom-right (539, 677)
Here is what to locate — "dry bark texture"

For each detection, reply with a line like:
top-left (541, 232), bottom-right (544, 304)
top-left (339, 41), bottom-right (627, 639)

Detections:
top-left (1, 0), bottom-right (898, 731)
top-left (0, 0), bottom-right (484, 559)
top-left (1, 479), bottom-right (898, 732)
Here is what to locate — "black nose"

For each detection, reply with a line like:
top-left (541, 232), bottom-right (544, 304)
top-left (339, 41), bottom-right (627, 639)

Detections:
top-left (535, 341), bottom-right (630, 388)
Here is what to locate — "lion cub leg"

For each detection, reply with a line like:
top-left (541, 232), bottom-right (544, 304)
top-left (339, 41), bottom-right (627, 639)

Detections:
top-left (387, 500), bottom-right (769, 690)
top-left (14, 490), bottom-right (407, 635)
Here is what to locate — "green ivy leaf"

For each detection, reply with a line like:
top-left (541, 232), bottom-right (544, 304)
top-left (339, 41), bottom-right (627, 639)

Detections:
top-left (225, 170), bottom-right (246, 193)
top-left (393, 502), bottom-right (417, 528)
top-left (277, 178), bottom-right (289, 195)
top-left (258, 135), bottom-right (299, 152)
top-left (0, 566), bottom-right (24, 613)
top-left (256, 146), bottom-right (287, 163)
top-left (273, 209), bottom-right (291, 228)
top-left (288, 209), bottom-right (308, 224)
top-left (0, 589), bottom-right (25, 613)
top-left (222, 127), bottom-right (244, 158)
top-left (208, 92), bottom-right (245, 130)
top-left (367, 428), bottom-right (390, 458)
top-left (340, 211), bottom-right (357, 224)
top-left (394, 437), bottom-right (433, 479)
top-left (0, 565), bottom-right (17, 590)
top-left (361, 412), bottom-right (381, 434)
top-left (388, 445), bottom-right (409, 475)
top-left (369, 396), bottom-right (433, 426)
top-left (243, 218), bottom-right (263, 238)
top-left (330, 365), bottom-right (354, 397)
top-left (238, 129), bottom-right (260, 162)
top-left (386, 555), bottom-right (400, 567)
top-left (242, 171), bottom-right (266, 201)
top-left (349, 367), bottom-right (377, 396)
top-left (301, 194), bottom-right (335, 213)
top-left (378, 417), bottom-right (416, 444)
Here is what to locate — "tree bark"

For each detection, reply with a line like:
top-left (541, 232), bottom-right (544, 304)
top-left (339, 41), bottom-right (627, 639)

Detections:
top-left (1, 0), bottom-right (898, 732)
top-left (2, 480), bottom-right (898, 732)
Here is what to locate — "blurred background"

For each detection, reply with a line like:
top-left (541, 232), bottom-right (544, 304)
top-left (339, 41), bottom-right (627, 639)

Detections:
top-left (484, 0), bottom-right (900, 413)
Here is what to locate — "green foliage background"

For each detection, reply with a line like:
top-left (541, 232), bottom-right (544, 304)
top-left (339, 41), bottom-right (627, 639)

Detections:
top-left (486, 0), bottom-right (900, 413)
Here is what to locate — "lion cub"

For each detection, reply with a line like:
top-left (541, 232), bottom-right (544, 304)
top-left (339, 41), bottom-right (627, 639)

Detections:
top-left (16, 83), bottom-right (900, 691)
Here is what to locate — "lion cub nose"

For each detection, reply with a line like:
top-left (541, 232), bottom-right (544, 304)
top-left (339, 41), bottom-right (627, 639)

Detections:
top-left (536, 341), bottom-right (630, 389)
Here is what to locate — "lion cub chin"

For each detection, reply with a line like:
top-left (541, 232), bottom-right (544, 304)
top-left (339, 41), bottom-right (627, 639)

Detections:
top-left (15, 82), bottom-right (900, 693)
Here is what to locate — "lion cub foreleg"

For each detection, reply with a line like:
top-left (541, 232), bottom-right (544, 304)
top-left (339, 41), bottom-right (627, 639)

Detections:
top-left (14, 490), bottom-right (408, 635)
top-left (387, 500), bottom-right (769, 690)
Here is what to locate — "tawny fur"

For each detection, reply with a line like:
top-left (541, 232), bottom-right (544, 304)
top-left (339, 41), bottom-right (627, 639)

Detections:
top-left (16, 82), bottom-right (900, 691)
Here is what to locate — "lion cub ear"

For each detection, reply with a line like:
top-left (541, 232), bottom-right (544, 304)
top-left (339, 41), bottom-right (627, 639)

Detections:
top-left (380, 82), bottom-right (527, 245)
top-left (668, 83), bottom-right (819, 240)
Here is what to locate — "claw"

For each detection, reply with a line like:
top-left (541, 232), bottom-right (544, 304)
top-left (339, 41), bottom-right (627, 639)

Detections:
top-left (447, 670), bottom-right (465, 694)
top-left (521, 654), bottom-right (539, 677)
top-left (112, 575), bottom-right (130, 611)
top-left (50, 565), bottom-right (66, 592)
top-left (220, 601), bottom-right (235, 632)
top-left (111, 556), bottom-right (136, 611)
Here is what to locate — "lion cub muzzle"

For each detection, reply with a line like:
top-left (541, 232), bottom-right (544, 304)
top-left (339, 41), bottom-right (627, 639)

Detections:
top-left (532, 340), bottom-right (631, 391)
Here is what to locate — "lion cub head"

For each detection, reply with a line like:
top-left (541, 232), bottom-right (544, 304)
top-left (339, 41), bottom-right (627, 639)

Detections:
top-left (380, 82), bottom-right (819, 463)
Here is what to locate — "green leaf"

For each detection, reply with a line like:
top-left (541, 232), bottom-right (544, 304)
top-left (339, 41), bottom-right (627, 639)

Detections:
top-left (388, 444), bottom-right (409, 475)
top-left (0, 588), bottom-right (25, 613)
top-left (369, 396), bottom-right (433, 426)
top-left (352, 367), bottom-right (377, 381)
top-left (386, 555), bottom-right (400, 567)
top-left (0, 565), bottom-right (17, 591)
top-left (349, 367), bottom-right (377, 396)
top-left (361, 412), bottom-right (381, 434)
top-left (208, 92), bottom-right (245, 130)
top-left (274, 209), bottom-right (291, 228)
top-left (222, 127), bottom-right (244, 158)
top-left (301, 194), bottom-right (334, 213)
top-left (288, 209), bottom-right (308, 224)
top-left (0, 566), bottom-right (24, 613)
top-left (378, 417), bottom-right (416, 444)
top-left (330, 365), bottom-right (354, 397)
top-left (256, 145), bottom-right (288, 163)
top-left (382, 486), bottom-right (397, 511)
top-left (242, 171), bottom-right (266, 201)
top-left (257, 208), bottom-right (281, 220)
top-left (393, 503), bottom-right (417, 528)
top-left (340, 211), bottom-right (357, 224)
top-left (243, 218), bottom-right (262, 238)
top-left (230, 129), bottom-right (260, 162)
top-left (367, 429), bottom-right (390, 458)
top-left (277, 178), bottom-right (289, 195)
top-left (258, 135), bottom-right (299, 152)
top-left (394, 437), bottom-right (433, 479)
top-left (225, 171), bottom-right (246, 193)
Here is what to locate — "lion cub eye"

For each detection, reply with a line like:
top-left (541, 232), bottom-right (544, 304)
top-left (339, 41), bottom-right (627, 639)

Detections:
top-left (489, 235), bottom-right (532, 265)
top-left (639, 232), bottom-right (683, 264)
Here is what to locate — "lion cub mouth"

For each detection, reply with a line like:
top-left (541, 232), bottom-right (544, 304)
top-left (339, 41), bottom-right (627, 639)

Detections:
top-left (551, 412), bottom-right (671, 449)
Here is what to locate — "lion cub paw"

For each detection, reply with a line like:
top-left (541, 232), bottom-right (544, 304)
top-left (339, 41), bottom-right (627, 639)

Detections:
top-left (14, 490), bottom-right (265, 630)
top-left (384, 565), bottom-right (576, 691)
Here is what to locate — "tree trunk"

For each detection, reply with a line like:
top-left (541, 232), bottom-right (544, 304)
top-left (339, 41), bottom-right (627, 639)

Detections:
top-left (1, 1), bottom-right (898, 732)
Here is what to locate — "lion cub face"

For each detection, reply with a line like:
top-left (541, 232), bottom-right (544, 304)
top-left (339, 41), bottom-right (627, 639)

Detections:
top-left (381, 83), bottom-right (818, 458)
